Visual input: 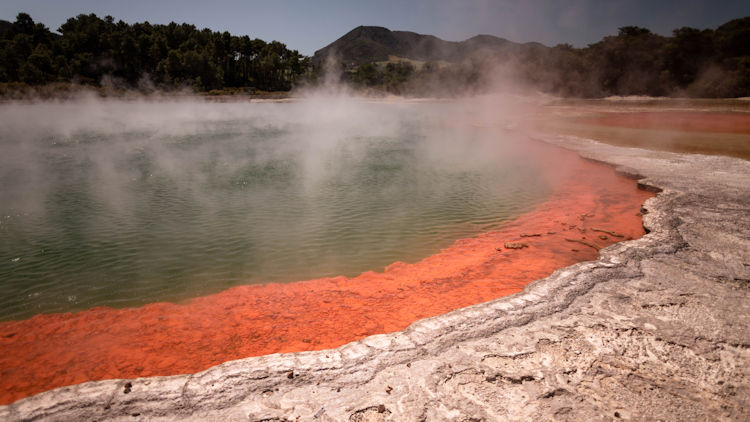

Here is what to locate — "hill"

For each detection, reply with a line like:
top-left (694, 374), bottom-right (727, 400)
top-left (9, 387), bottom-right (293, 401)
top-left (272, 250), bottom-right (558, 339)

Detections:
top-left (313, 20), bottom-right (750, 98)
top-left (311, 25), bottom-right (547, 68)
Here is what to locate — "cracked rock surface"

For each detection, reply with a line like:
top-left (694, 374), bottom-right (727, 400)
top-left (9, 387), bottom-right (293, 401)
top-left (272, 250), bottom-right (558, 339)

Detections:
top-left (2, 136), bottom-right (749, 421)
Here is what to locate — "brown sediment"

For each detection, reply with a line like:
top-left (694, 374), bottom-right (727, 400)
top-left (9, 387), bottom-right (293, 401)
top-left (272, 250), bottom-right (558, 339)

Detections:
top-left (581, 111), bottom-right (750, 134)
top-left (533, 108), bottom-right (750, 161)
top-left (0, 141), bottom-right (653, 405)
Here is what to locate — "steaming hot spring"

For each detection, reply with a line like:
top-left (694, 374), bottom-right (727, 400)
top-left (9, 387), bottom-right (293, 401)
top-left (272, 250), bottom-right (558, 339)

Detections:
top-left (0, 96), bottom-right (650, 403)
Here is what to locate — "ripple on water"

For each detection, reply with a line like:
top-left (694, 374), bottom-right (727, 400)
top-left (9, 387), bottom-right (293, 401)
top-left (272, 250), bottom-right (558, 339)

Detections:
top-left (0, 100), bottom-right (550, 321)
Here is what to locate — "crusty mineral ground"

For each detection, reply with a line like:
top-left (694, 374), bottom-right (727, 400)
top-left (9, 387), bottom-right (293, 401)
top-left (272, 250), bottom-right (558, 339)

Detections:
top-left (2, 135), bottom-right (749, 421)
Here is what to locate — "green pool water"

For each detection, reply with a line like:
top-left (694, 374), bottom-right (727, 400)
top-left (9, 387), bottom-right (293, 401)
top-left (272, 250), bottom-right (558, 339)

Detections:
top-left (0, 97), bottom-right (551, 320)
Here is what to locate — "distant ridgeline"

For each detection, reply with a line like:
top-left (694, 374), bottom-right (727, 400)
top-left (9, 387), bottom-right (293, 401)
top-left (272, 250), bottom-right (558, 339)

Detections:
top-left (313, 20), bottom-right (750, 98)
top-left (0, 13), bottom-right (309, 93)
top-left (1, 12), bottom-right (749, 97)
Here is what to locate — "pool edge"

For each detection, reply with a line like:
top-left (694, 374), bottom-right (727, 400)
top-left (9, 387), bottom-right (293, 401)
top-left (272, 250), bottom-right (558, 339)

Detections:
top-left (4, 135), bottom-right (750, 421)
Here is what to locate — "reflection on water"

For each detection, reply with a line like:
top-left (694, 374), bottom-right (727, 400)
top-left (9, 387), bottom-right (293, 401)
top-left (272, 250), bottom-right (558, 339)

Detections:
top-left (0, 98), bottom-right (549, 320)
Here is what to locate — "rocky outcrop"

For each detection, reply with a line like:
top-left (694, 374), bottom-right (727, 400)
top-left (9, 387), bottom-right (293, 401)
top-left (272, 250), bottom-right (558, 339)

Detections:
top-left (2, 136), bottom-right (748, 421)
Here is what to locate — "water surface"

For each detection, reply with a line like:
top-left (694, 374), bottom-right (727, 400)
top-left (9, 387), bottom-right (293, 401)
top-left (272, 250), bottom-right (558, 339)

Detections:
top-left (0, 98), bottom-right (550, 320)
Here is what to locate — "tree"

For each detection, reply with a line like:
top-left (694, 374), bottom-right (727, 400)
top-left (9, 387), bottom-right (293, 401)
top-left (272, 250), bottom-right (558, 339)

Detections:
top-left (352, 62), bottom-right (380, 86)
top-left (663, 27), bottom-right (715, 87)
top-left (585, 26), bottom-right (667, 95)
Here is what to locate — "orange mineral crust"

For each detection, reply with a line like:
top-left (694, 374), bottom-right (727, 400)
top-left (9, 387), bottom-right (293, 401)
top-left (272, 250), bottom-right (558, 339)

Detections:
top-left (0, 143), bottom-right (653, 405)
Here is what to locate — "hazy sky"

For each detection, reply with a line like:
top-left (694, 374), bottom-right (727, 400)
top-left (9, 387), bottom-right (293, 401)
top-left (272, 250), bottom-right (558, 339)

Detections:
top-left (2, 0), bottom-right (749, 56)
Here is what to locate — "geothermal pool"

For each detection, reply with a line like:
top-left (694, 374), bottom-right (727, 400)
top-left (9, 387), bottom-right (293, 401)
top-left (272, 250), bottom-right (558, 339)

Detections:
top-left (0, 98), bottom-right (550, 320)
top-left (0, 97), bottom-right (652, 404)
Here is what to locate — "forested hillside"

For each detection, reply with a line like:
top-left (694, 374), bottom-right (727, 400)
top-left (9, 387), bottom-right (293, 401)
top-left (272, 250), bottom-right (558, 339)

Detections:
top-left (1, 12), bottom-right (749, 97)
top-left (0, 13), bottom-right (308, 92)
top-left (317, 19), bottom-right (750, 98)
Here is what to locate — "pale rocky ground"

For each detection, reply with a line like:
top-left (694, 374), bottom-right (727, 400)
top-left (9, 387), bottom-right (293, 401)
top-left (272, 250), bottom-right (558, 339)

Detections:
top-left (2, 135), bottom-right (749, 421)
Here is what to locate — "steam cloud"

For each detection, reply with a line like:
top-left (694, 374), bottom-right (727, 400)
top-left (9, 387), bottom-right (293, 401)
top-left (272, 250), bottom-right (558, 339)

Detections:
top-left (0, 91), bottom-right (556, 318)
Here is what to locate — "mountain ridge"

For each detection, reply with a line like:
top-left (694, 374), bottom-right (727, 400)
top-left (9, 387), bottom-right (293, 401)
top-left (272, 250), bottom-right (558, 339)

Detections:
top-left (312, 25), bottom-right (546, 67)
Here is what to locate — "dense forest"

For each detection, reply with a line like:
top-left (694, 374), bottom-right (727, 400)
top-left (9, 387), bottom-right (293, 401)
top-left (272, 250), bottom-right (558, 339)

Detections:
top-left (0, 13), bottom-right (308, 93)
top-left (534, 19), bottom-right (750, 98)
top-left (1, 12), bottom-right (749, 97)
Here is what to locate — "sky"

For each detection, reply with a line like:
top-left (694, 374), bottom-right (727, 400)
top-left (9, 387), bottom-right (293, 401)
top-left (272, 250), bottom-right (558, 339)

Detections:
top-left (2, 0), bottom-right (749, 56)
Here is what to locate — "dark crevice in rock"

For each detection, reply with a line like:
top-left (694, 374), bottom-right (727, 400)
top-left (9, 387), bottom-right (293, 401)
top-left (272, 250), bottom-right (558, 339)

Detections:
top-left (637, 182), bottom-right (664, 193)
top-left (486, 373), bottom-right (536, 385)
top-left (539, 388), bottom-right (571, 399)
